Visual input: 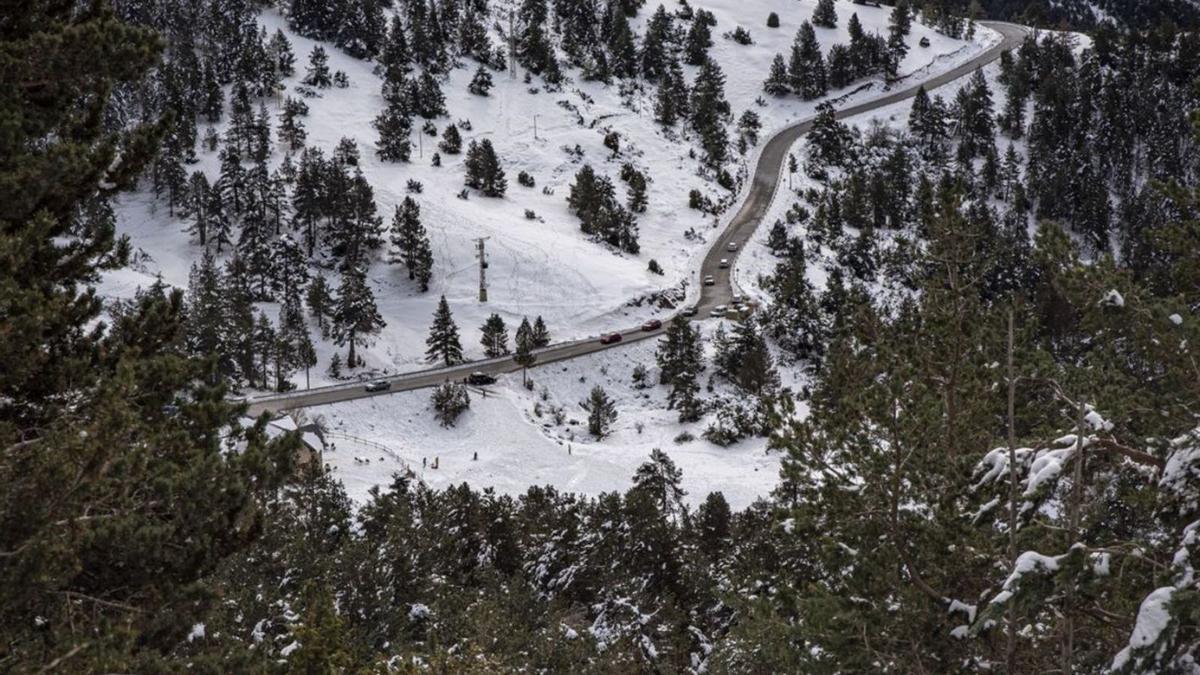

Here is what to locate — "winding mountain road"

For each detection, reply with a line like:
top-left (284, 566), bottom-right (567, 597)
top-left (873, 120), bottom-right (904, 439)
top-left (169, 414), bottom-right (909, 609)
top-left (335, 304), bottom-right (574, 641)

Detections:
top-left (245, 21), bottom-right (1028, 417)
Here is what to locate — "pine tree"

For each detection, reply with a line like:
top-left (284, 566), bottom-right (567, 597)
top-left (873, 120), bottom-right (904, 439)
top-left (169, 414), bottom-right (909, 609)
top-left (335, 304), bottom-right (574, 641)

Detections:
top-left (609, 9), bottom-right (638, 78)
top-left (412, 72), bottom-right (451, 118)
top-left (517, 0), bottom-right (557, 76)
top-left (332, 264), bottom-right (385, 367)
top-left (827, 43), bottom-right (854, 89)
top-left (338, 0), bottom-right (387, 59)
top-left (640, 5), bottom-right (673, 80)
top-left (909, 86), bottom-right (947, 157)
top-left (468, 64), bottom-right (494, 95)
top-left (186, 171), bottom-right (212, 245)
top-left (690, 57), bottom-right (731, 166)
top-left (513, 317), bottom-right (537, 384)
top-left (389, 197), bottom-right (433, 291)
top-left (432, 381), bottom-right (471, 426)
top-left (683, 11), bottom-right (714, 65)
top-left (222, 254), bottom-right (258, 382)
top-left (567, 165), bottom-right (639, 252)
top-left (626, 170), bottom-right (648, 213)
top-left (303, 45), bottom-right (333, 88)
top-left (532, 315), bottom-right (551, 347)
top-left (306, 272), bottom-right (334, 339)
top-left (409, 234), bottom-right (434, 292)
top-left (694, 492), bottom-right (732, 558)
top-left (184, 249), bottom-right (228, 371)
top-left (886, 1), bottom-right (911, 80)
top-left (380, 15), bottom-right (412, 85)
top-left (280, 297), bottom-right (317, 389)
top-left (439, 124), bottom-right (462, 154)
top-left (582, 385), bottom-right (618, 438)
top-left (426, 295), bottom-right (464, 365)
top-left (292, 147), bottom-right (327, 256)
top-left (480, 314), bottom-right (510, 357)
top-left (657, 315), bottom-right (705, 422)
top-left (374, 90), bottom-right (413, 162)
top-left (217, 146), bottom-right (246, 218)
top-left (847, 13), bottom-right (880, 79)
top-left (788, 22), bottom-right (827, 100)
top-left (763, 54), bottom-right (791, 96)
top-left (237, 209), bottom-right (276, 300)
top-left (156, 156), bottom-right (188, 216)
top-left (464, 139), bottom-right (507, 197)
top-left (807, 101), bottom-right (853, 168)
top-left (288, 583), bottom-right (355, 671)
top-left (654, 59), bottom-right (689, 126)
top-left (714, 317), bottom-right (778, 394)
top-left (279, 97), bottom-right (308, 152)
top-left (269, 29), bottom-right (296, 77)
top-left (631, 448), bottom-right (686, 517)
top-left (201, 60), bottom-right (223, 122)
top-left (272, 233), bottom-right (310, 305)
top-left (656, 315), bottom-right (704, 384)
top-left (953, 68), bottom-right (995, 161)
top-left (812, 0), bottom-right (838, 28)
top-left (207, 184), bottom-right (233, 253)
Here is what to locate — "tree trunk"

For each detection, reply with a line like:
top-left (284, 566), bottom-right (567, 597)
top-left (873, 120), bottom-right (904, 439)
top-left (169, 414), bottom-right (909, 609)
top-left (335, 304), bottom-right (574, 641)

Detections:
top-left (1006, 307), bottom-right (1017, 673)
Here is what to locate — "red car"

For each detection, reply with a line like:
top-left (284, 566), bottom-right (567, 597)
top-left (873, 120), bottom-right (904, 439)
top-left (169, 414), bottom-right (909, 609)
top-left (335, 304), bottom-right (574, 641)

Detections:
top-left (640, 319), bottom-right (662, 332)
top-left (599, 332), bottom-right (623, 345)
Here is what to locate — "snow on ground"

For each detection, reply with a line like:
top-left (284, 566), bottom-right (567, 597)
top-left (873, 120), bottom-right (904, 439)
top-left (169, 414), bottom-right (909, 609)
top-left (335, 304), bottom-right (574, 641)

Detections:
top-left (102, 2), bottom-right (995, 389)
top-left (100, 2), bottom-right (999, 504)
top-left (735, 27), bottom-right (1090, 300)
top-left (734, 52), bottom-right (1012, 301)
top-left (307, 321), bottom-right (788, 509)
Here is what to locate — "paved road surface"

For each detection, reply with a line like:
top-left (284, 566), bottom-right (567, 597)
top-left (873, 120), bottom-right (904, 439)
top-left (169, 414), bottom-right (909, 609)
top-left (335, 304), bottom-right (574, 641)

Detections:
top-left (245, 21), bottom-right (1027, 417)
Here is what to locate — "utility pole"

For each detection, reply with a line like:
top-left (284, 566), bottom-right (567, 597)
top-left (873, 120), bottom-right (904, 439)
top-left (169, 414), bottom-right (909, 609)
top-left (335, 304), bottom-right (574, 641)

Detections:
top-left (533, 114), bottom-right (539, 140)
top-left (508, 12), bottom-right (517, 80)
top-left (474, 237), bottom-right (489, 302)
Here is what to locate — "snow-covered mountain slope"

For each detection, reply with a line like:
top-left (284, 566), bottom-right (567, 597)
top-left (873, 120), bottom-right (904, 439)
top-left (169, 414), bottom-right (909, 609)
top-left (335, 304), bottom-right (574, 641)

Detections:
top-left (310, 324), bottom-right (796, 509)
top-left (104, 0), bottom-right (996, 389)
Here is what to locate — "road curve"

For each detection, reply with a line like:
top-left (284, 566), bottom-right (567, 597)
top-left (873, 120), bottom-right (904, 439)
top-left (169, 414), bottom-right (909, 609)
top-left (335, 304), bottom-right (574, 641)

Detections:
top-left (245, 21), bottom-right (1028, 417)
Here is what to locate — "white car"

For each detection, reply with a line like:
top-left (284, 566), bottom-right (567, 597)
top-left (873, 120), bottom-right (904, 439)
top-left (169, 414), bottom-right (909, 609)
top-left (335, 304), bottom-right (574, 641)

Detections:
top-left (727, 241), bottom-right (738, 252)
top-left (719, 258), bottom-right (729, 269)
top-left (703, 275), bottom-right (715, 286)
top-left (711, 305), bottom-right (728, 317)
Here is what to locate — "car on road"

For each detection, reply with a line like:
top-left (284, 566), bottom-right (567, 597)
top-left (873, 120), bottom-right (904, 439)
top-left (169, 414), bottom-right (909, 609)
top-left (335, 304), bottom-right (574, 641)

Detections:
top-left (466, 372), bottom-right (497, 386)
top-left (711, 305), bottom-right (728, 317)
top-left (599, 332), bottom-right (623, 345)
top-left (703, 275), bottom-right (715, 286)
top-left (727, 241), bottom-right (738, 252)
top-left (364, 380), bottom-right (392, 393)
top-left (681, 307), bottom-right (698, 317)
top-left (641, 319), bottom-right (662, 331)
top-left (719, 258), bottom-right (729, 268)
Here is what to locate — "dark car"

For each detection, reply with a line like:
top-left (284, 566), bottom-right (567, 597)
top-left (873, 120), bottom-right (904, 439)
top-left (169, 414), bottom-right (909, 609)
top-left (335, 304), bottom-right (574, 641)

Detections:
top-left (681, 307), bottom-right (698, 317)
top-left (640, 319), bottom-right (662, 331)
top-left (365, 380), bottom-right (392, 393)
top-left (599, 332), bottom-right (623, 345)
top-left (466, 372), bottom-right (497, 386)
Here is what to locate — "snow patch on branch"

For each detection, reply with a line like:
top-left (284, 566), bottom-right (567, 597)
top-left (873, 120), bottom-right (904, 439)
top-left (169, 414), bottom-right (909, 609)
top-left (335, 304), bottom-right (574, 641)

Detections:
top-left (1109, 587), bottom-right (1176, 672)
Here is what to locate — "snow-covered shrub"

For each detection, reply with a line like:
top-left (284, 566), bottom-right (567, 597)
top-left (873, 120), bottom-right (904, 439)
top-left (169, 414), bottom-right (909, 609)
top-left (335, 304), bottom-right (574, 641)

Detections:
top-left (431, 382), bottom-right (470, 428)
